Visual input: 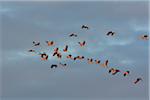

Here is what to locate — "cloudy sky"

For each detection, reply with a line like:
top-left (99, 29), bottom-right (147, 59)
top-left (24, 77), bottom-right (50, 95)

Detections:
top-left (0, 1), bottom-right (149, 100)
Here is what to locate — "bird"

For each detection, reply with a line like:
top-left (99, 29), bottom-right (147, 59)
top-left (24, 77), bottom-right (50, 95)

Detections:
top-left (95, 60), bottom-right (101, 64)
top-left (74, 57), bottom-right (77, 60)
top-left (59, 63), bottom-right (67, 67)
top-left (53, 49), bottom-right (62, 59)
top-left (66, 54), bottom-right (73, 59)
top-left (53, 52), bottom-right (57, 56)
top-left (63, 45), bottom-right (68, 52)
top-left (101, 60), bottom-right (109, 68)
top-left (112, 69), bottom-right (120, 75)
top-left (40, 53), bottom-right (48, 60)
top-left (74, 56), bottom-right (84, 60)
top-left (50, 64), bottom-right (58, 68)
top-left (28, 49), bottom-right (35, 52)
top-left (109, 68), bottom-right (115, 73)
top-left (134, 78), bottom-right (142, 84)
top-left (106, 31), bottom-right (115, 36)
top-left (57, 53), bottom-right (62, 59)
top-left (81, 25), bottom-right (89, 30)
top-left (69, 33), bottom-right (77, 37)
top-left (78, 41), bottom-right (86, 47)
top-left (140, 34), bottom-right (149, 40)
top-left (33, 41), bottom-right (40, 46)
top-left (123, 71), bottom-right (130, 76)
top-left (54, 48), bottom-right (59, 53)
top-left (87, 58), bottom-right (94, 64)
top-left (77, 56), bottom-right (84, 59)
top-left (46, 41), bottom-right (54, 46)
top-left (108, 68), bottom-right (120, 75)
top-left (53, 48), bottom-right (61, 58)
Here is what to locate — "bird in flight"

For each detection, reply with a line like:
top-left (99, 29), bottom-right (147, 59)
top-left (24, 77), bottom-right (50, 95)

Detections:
top-left (134, 78), bottom-right (142, 84)
top-left (66, 54), bottom-right (73, 60)
top-left (28, 49), bottom-right (35, 52)
top-left (106, 31), bottom-right (115, 36)
top-left (57, 52), bottom-right (62, 59)
top-left (123, 71), bottom-right (130, 77)
top-left (81, 25), bottom-right (89, 30)
top-left (95, 60), bottom-right (101, 64)
top-left (109, 68), bottom-right (120, 75)
top-left (53, 48), bottom-right (59, 56)
top-left (78, 41), bottom-right (86, 47)
top-left (101, 60), bottom-right (109, 68)
top-left (33, 41), bottom-right (40, 46)
top-left (50, 64), bottom-right (58, 68)
top-left (69, 33), bottom-right (78, 37)
top-left (40, 53), bottom-right (48, 60)
top-left (87, 58), bottom-right (94, 64)
top-left (54, 47), bottom-right (59, 52)
top-left (59, 63), bottom-right (67, 67)
top-left (63, 45), bottom-right (68, 52)
top-left (140, 34), bottom-right (149, 40)
top-left (74, 56), bottom-right (84, 60)
top-left (46, 41), bottom-right (54, 46)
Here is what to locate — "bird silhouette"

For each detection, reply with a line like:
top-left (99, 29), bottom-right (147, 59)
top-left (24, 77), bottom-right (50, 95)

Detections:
top-left (81, 25), bottom-right (89, 29)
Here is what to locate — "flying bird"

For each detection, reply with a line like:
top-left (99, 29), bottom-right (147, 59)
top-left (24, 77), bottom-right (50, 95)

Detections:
top-left (87, 58), bottom-right (94, 64)
top-left (101, 60), bottom-right (109, 68)
top-left (78, 41), bottom-right (86, 47)
top-left (123, 71), bottom-right (130, 77)
top-left (57, 53), bottom-right (62, 59)
top-left (46, 41), bottom-right (54, 46)
top-left (59, 63), bottom-right (67, 67)
top-left (109, 68), bottom-right (120, 75)
top-left (53, 52), bottom-right (57, 56)
top-left (69, 33), bottom-right (77, 37)
top-left (95, 60), bottom-right (100, 64)
top-left (33, 41), bottom-right (40, 46)
top-left (134, 78), bottom-right (142, 84)
top-left (40, 53), bottom-right (48, 60)
top-left (74, 56), bottom-right (84, 60)
top-left (53, 48), bottom-right (62, 59)
top-left (81, 25), bottom-right (89, 30)
top-left (66, 54), bottom-right (73, 59)
top-left (106, 31), bottom-right (115, 36)
top-left (50, 64), bottom-right (58, 68)
top-left (28, 49), bottom-right (35, 52)
top-left (140, 34), bottom-right (149, 40)
top-left (109, 68), bottom-right (115, 73)
top-left (54, 48), bottom-right (59, 52)
top-left (63, 45), bottom-right (68, 52)
top-left (112, 69), bottom-right (120, 75)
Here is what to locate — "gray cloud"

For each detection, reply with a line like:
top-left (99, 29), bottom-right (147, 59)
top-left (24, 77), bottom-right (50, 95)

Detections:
top-left (1, 1), bottom-right (149, 100)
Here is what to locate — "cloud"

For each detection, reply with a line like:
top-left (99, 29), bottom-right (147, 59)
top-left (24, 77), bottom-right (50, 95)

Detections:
top-left (1, 1), bottom-right (148, 100)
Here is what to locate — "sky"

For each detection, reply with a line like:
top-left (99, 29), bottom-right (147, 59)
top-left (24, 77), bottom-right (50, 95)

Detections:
top-left (0, 1), bottom-right (149, 100)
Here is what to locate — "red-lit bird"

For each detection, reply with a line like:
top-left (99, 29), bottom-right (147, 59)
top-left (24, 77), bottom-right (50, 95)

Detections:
top-left (40, 53), bottom-right (48, 61)
top-left (140, 34), bottom-right (149, 40)
top-left (63, 45), bottom-right (68, 52)
top-left (101, 60), bottom-right (109, 68)
top-left (123, 71), bottom-right (130, 77)
top-left (78, 41), bottom-right (86, 47)
top-left (46, 41), bottom-right (54, 46)
top-left (87, 58), bottom-right (94, 64)
top-left (95, 60), bottom-right (101, 64)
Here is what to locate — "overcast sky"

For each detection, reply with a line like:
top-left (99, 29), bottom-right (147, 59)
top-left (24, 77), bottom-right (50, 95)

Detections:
top-left (0, 1), bottom-right (149, 100)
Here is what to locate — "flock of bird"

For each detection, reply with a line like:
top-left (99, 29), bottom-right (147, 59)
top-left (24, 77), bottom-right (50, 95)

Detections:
top-left (28, 25), bottom-right (149, 85)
